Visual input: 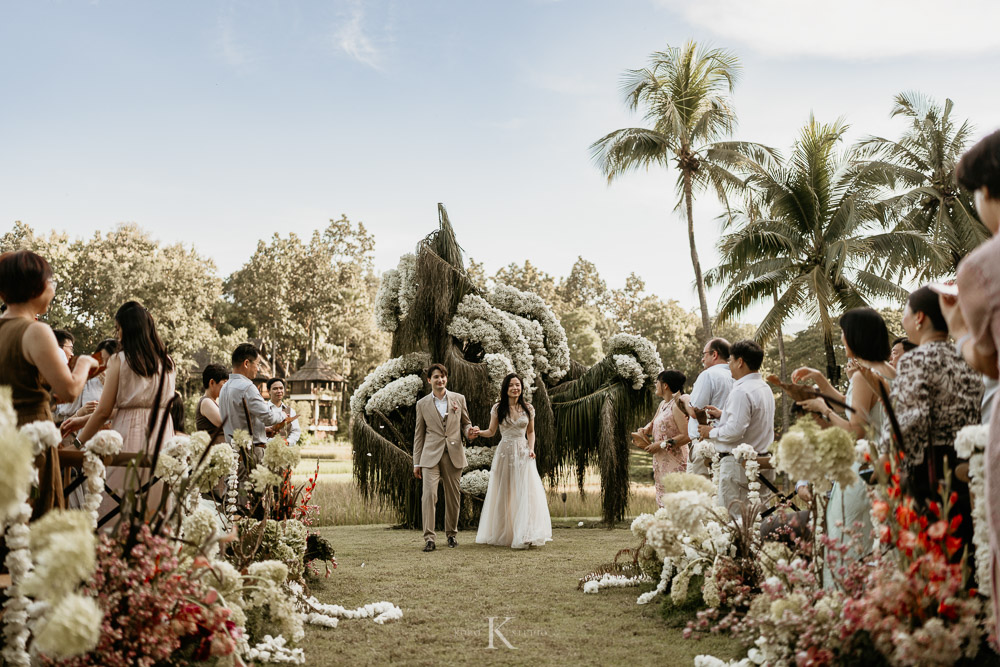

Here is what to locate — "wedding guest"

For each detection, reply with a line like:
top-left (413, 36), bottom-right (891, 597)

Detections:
top-left (53, 329), bottom-right (75, 361)
top-left (698, 339), bottom-right (775, 518)
top-left (65, 301), bottom-right (177, 517)
top-left (169, 391), bottom-right (187, 435)
top-left (884, 286), bottom-right (982, 561)
top-left (794, 308), bottom-right (892, 586)
top-left (55, 337), bottom-right (119, 423)
top-left (686, 337), bottom-right (734, 475)
top-left (218, 343), bottom-right (284, 451)
top-left (195, 363), bottom-right (229, 444)
top-left (0, 250), bottom-right (97, 516)
top-left (940, 129), bottom-right (1000, 606)
top-left (889, 336), bottom-right (917, 370)
top-left (638, 370), bottom-right (690, 507)
top-left (265, 377), bottom-right (300, 445)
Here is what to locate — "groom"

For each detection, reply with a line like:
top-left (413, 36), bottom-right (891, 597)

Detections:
top-left (413, 363), bottom-right (478, 552)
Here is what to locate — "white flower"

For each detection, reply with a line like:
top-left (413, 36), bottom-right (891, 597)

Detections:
top-left (447, 294), bottom-right (536, 396)
top-left (86, 429), bottom-right (124, 456)
top-left (191, 441), bottom-right (238, 493)
top-left (249, 465), bottom-right (284, 492)
top-left (19, 420), bottom-right (61, 453)
top-left (180, 506), bottom-right (219, 559)
top-left (32, 593), bottom-right (102, 659)
top-left (248, 560), bottom-right (289, 587)
top-left (350, 352), bottom-right (430, 416)
top-left (483, 353), bottom-right (516, 395)
top-left (459, 469), bottom-right (491, 496)
top-left (773, 418), bottom-right (856, 492)
top-left (261, 436), bottom-right (301, 472)
top-left (608, 333), bottom-right (663, 386)
top-left (365, 374), bottom-right (423, 415)
top-left (374, 253), bottom-right (418, 333)
top-left (612, 354), bottom-right (646, 390)
top-left (955, 424), bottom-right (989, 460)
top-left (21, 510), bottom-right (96, 599)
top-left (485, 283), bottom-right (570, 382)
top-left (583, 580), bottom-right (599, 594)
top-left (0, 427), bottom-right (35, 525)
top-left (463, 446), bottom-right (496, 470)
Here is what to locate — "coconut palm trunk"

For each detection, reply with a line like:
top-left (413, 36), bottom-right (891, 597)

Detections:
top-left (774, 291), bottom-right (790, 432)
top-left (683, 168), bottom-right (713, 337)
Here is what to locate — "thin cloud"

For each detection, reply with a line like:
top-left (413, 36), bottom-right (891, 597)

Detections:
top-left (216, 12), bottom-right (251, 67)
top-left (334, 7), bottom-right (383, 70)
top-left (655, 0), bottom-right (1000, 59)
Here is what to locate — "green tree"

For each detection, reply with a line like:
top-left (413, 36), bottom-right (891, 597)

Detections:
top-left (859, 92), bottom-right (989, 280)
top-left (560, 307), bottom-right (605, 366)
top-left (590, 41), bottom-right (772, 338)
top-left (709, 117), bottom-right (907, 385)
top-left (2, 222), bottom-right (225, 377)
top-left (557, 257), bottom-right (608, 314)
top-left (495, 260), bottom-right (563, 311)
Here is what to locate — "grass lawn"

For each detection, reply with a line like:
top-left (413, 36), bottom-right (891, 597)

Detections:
top-left (299, 522), bottom-right (743, 666)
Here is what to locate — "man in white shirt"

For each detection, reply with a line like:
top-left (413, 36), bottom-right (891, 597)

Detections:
top-left (265, 377), bottom-right (301, 445)
top-left (698, 339), bottom-right (775, 519)
top-left (685, 338), bottom-right (734, 474)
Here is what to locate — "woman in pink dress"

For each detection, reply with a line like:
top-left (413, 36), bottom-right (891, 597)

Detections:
top-left (639, 370), bottom-right (691, 507)
top-left (65, 301), bottom-right (176, 519)
top-left (941, 131), bottom-right (1000, 611)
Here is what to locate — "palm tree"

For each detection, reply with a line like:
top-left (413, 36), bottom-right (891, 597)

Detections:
top-left (857, 92), bottom-right (989, 280)
top-left (707, 117), bottom-right (907, 384)
top-left (590, 41), bottom-right (771, 338)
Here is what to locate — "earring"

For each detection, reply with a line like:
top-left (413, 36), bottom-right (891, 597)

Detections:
top-left (917, 323), bottom-right (922, 331)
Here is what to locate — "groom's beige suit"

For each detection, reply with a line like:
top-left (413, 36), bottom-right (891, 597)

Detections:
top-left (413, 391), bottom-right (472, 543)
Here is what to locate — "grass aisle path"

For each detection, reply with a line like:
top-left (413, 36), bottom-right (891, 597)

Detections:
top-left (301, 523), bottom-right (742, 666)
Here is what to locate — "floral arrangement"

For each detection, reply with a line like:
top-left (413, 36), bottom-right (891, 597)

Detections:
top-left (373, 253), bottom-right (417, 333)
top-left (365, 374), bottom-right (423, 416)
top-left (485, 283), bottom-right (570, 382)
top-left (956, 424), bottom-right (990, 597)
top-left (581, 572), bottom-right (651, 594)
top-left (612, 354), bottom-right (647, 390)
top-left (459, 469), bottom-right (491, 496)
top-left (463, 445), bottom-right (496, 470)
top-left (350, 352), bottom-right (430, 416)
top-left (607, 333), bottom-right (663, 388)
top-left (82, 430), bottom-right (124, 528)
top-left (732, 444), bottom-right (761, 508)
top-left (772, 417), bottom-right (857, 492)
top-left (483, 352), bottom-right (515, 395)
top-left (447, 293), bottom-right (536, 395)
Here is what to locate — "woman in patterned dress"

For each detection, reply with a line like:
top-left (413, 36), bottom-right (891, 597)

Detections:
top-left (638, 370), bottom-right (690, 507)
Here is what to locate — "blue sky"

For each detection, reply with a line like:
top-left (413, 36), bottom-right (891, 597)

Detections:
top-left (2, 0), bottom-right (998, 328)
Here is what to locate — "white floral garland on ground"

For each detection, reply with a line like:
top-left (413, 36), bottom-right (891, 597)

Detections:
top-left (637, 557), bottom-right (674, 605)
top-left (486, 284), bottom-right (570, 382)
top-left (460, 469), bottom-right (491, 496)
top-left (247, 635), bottom-right (305, 665)
top-left (364, 374), bottom-right (423, 416)
top-left (373, 253), bottom-right (417, 333)
top-left (81, 430), bottom-right (124, 529)
top-left (582, 572), bottom-right (652, 594)
top-left (350, 352), bottom-right (431, 416)
top-left (288, 581), bottom-right (403, 627)
top-left (447, 294), bottom-right (536, 396)
top-left (956, 424), bottom-right (991, 596)
top-left (608, 333), bottom-right (663, 387)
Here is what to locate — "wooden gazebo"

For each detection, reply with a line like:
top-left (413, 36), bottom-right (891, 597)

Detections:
top-left (286, 356), bottom-right (344, 434)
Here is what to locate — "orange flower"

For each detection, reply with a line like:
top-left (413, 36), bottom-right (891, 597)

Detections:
top-left (872, 500), bottom-right (890, 522)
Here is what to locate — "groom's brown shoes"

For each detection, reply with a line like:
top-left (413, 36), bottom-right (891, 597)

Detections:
top-left (423, 541), bottom-right (436, 552)
top-left (448, 536), bottom-right (457, 548)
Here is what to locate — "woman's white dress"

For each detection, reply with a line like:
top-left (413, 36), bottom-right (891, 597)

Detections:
top-left (475, 404), bottom-right (553, 549)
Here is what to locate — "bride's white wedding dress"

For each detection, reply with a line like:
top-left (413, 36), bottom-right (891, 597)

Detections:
top-left (476, 404), bottom-right (553, 549)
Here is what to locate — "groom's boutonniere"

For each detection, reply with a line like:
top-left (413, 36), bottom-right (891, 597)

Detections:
top-left (450, 400), bottom-right (459, 413)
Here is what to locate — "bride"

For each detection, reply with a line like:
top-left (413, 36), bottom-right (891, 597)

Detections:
top-left (475, 373), bottom-right (553, 549)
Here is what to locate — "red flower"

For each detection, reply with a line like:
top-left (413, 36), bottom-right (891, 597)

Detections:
top-left (897, 530), bottom-right (918, 554)
top-left (945, 536), bottom-right (963, 556)
top-left (928, 501), bottom-right (941, 518)
top-left (927, 521), bottom-right (948, 540)
top-left (872, 500), bottom-right (890, 522)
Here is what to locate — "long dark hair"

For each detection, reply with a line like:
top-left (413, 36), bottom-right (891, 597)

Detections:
top-left (839, 308), bottom-right (891, 362)
top-left (115, 301), bottom-right (173, 377)
top-left (496, 373), bottom-right (532, 425)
